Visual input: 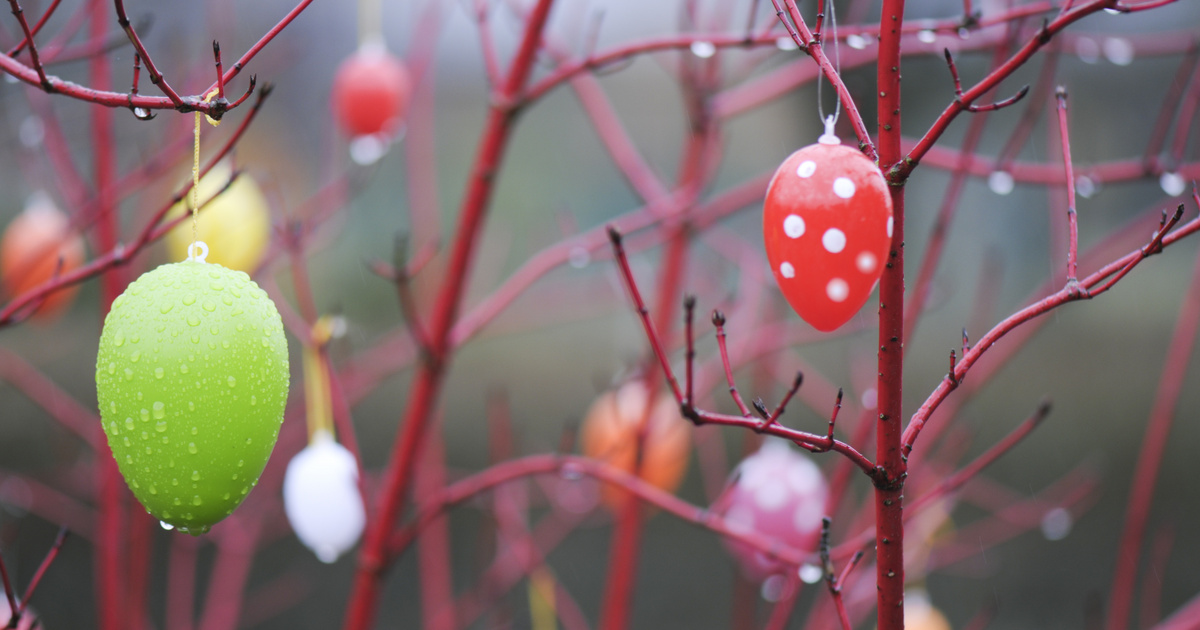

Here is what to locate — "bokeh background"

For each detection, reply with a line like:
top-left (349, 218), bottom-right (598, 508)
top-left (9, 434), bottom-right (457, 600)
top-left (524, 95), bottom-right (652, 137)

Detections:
top-left (2, 0), bottom-right (1200, 627)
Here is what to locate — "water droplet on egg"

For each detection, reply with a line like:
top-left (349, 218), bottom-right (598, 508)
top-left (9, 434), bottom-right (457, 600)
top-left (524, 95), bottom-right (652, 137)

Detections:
top-left (188, 443), bottom-right (198, 454)
top-left (228, 376), bottom-right (237, 387)
top-left (131, 351), bottom-right (141, 363)
top-left (160, 302), bottom-right (174, 314)
top-left (150, 486), bottom-right (158, 495)
top-left (124, 417), bottom-right (134, 430)
top-left (183, 293), bottom-right (196, 306)
top-left (193, 496), bottom-right (202, 506)
top-left (155, 367), bottom-right (164, 379)
top-left (187, 315), bottom-right (201, 327)
top-left (108, 362), bottom-right (117, 375)
top-left (114, 333), bottom-right (125, 347)
top-left (191, 470), bottom-right (201, 481)
top-left (155, 421), bottom-right (167, 433)
top-left (180, 364), bottom-right (189, 374)
top-left (140, 408), bottom-right (150, 422)
top-left (153, 401), bottom-right (165, 419)
top-left (202, 300), bottom-right (216, 312)
top-left (159, 520), bottom-right (172, 529)
top-left (124, 368), bottom-right (134, 381)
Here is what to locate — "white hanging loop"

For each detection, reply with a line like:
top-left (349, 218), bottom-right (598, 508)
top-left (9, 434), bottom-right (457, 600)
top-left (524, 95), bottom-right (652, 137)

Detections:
top-left (818, 115), bottom-right (840, 145)
top-left (186, 240), bottom-right (209, 263)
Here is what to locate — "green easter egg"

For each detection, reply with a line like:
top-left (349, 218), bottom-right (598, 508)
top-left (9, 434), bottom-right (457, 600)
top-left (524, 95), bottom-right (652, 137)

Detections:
top-left (95, 261), bottom-right (289, 534)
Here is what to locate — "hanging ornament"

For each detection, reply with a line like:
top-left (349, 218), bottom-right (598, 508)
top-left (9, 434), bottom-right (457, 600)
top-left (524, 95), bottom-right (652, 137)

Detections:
top-left (763, 118), bottom-right (893, 331)
top-left (165, 162), bottom-right (270, 273)
top-left (714, 439), bottom-right (828, 581)
top-left (283, 317), bottom-right (365, 563)
top-left (1, 192), bottom-right (85, 321)
top-left (95, 260), bottom-right (290, 534)
top-left (284, 430), bottom-right (364, 562)
top-left (579, 380), bottom-right (691, 512)
top-left (331, 40), bottom-right (412, 139)
top-left (95, 94), bottom-right (290, 535)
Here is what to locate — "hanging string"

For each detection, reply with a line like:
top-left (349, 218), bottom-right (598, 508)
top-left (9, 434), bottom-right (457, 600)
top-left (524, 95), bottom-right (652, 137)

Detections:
top-left (816, 0), bottom-right (842, 130)
top-left (358, 0), bottom-right (383, 48)
top-left (188, 89), bottom-right (222, 263)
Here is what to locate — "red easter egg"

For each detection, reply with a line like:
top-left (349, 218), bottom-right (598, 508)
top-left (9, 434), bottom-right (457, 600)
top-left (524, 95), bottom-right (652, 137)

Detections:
top-left (763, 134), bottom-right (893, 331)
top-left (715, 440), bottom-right (828, 581)
top-left (331, 44), bottom-right (411, 138)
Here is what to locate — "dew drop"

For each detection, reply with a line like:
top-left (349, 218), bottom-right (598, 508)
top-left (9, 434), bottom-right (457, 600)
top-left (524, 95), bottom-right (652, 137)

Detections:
top-left (160, 520), bottom-right (173, 530)
top-left (192, 496), bottom-right (202, 506)
top-left (1160, 172), bottom-right (1186, 196)
top-left (988, 170), bottom-right (1015, 195)
top-left (191, 470), bottom-right (201, 481)
top-left (109, 401), bottom-right (117, 413)
top-left (250, 396), bottom-right (257, 406)
top-left (180, 364), bottom-right (189, 375)
top-left (237, 459), bottom-right (244, 467)
top-left (108, 362), bottom-right (117, 375)
top-left (173, 498), bottom-right (182, 506)
top-left (223, 493), bottom-right (231, 500)
top-left (202, 300), bottom-right (216, 312)
top-left (130, 479), bottom-right (140, 488)
top-left (690, 40), bottom-right (716, 58)
top-left (140, 408), bottom-right (150, 422)
top-left (188, 402), bottom-right (196, 412)
top-left (187, 315), bottom-right (201, 327)
top-left (153, 401), bottom-right (165, 419)
top-left (210, 281), bottom-right (224, 291)
top-left (114, 333), bottom-right (126, 347)
top-left (150, 486), bottom-right (159, 496)
top-left (188, 442), bottom-right (198, 454)
top-left (182, 293), bottom-right (196, 306)
top-left (222, 295), bottom-right (233, 306)
top-left (155, 367), bottom-right (164, 379)
top-left (124, 368), bottom-right (134, 381)
top-left (125, 455), bottom-right (133, 464)
top-left (160, 302), bottom-right (174, 314)
top-left (124, 417), bottom-right (135, 430)
top-left (221, 340), bottom-right (230, 349)
top-left (245, 437), bottom-right (252, 445)
top-left (137, 391), bottom-right (144, 401)
top-left (190, 334), bottom-right (200, 344)
top-left (191, 426), bottom-right (198, 435)
top-left (123, 437), bottom-right (131, 447)
top-left (141, 431), bottom-right (149, 441)
top-left (210, 326), bottom-right (219, 336)
top-left (131, 351), bottom-right (141, 363)
top-left (228, 376), bottom-right (237, 388)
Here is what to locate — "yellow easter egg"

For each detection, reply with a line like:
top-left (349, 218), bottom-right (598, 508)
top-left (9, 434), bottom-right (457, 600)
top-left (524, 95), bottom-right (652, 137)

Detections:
top-left (166, 162), bottom-right (270, 272)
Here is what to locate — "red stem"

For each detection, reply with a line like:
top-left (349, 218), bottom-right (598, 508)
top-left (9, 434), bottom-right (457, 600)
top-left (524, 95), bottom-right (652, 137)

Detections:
top-left (1105, 229), bottom-right (1200, 630)
top-left (1055, 86), bottom-right (1080, 282)
top-left (342, 2), bottom-right (558, 628)
top-left (875, 0), bottom-right (907, 626)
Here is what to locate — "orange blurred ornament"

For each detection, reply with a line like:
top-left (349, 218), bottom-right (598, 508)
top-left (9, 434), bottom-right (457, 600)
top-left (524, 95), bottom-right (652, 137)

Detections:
top-left (579, 380), bottom-right (691, 511)
top-left (331, 41), bottom-right (411, 139)
top-left (0, 192), bottom-right (85, 320)
top-left (903, 589), bottom-right (951, 630)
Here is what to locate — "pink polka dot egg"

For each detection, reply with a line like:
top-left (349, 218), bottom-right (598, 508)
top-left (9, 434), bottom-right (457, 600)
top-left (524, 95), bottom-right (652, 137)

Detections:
top-left (716, 439), bottom-right (828, 581)
top-left (763, 129), bottom-right (893, 331)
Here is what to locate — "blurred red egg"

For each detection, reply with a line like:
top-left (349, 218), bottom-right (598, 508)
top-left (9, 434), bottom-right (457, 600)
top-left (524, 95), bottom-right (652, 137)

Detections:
top-left (579, 380), bottom-right (691, 512)
top-left (716, 439), bottom-right (828, 581)
top-left (331, 43), bottom-right (411, 138)
top-left (1, 193), bottom-right (85, 320)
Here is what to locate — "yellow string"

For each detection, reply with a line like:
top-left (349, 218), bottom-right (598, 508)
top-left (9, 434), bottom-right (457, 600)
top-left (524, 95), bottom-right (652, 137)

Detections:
top-left (303, 317), bottom-right (336, 442)
top-left (191, 89), bottom-right (223, 254)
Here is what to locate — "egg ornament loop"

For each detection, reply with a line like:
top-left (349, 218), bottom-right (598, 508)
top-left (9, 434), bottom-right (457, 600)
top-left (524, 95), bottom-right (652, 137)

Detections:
top-left (762, 127), bottom-right (893, 331)
top-left (95, 260), bottom-right (290, 534)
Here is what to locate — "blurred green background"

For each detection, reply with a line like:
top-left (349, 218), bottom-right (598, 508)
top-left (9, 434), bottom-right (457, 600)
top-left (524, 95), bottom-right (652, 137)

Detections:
top-left (2, 0), bottom-right (1200, 628)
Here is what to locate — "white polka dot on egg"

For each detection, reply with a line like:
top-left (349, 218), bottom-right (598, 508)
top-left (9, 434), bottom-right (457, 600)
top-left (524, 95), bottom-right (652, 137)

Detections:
top-left (780, 262), bottom-right (795, 278)
top-left (833, 177), bottom-right (856, 199)
top-left (796, 161), bottom-right (816, 178)
top-left (821, 228), bottom-right (846, 253)
top-left (783, 214), bottom-right (805, 238)
top-left (826, 278), bottom-right (849, 302)
top-left (856, 251), bottom-right (877, 273)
